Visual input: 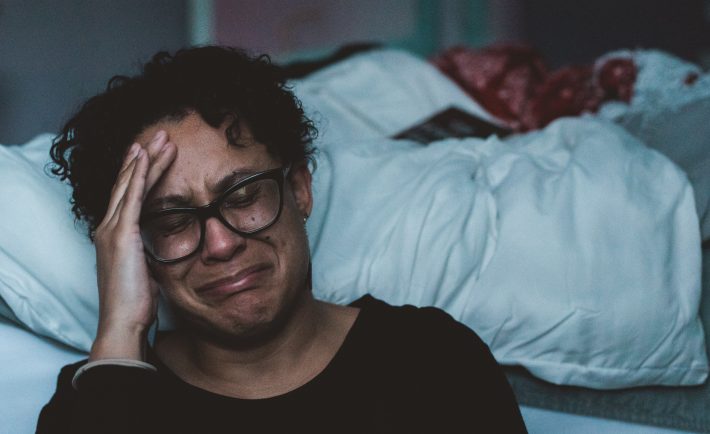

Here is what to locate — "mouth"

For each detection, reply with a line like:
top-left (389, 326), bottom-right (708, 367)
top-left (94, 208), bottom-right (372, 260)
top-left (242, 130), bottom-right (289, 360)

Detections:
top-left (196, 264), bottom-right (272, 299)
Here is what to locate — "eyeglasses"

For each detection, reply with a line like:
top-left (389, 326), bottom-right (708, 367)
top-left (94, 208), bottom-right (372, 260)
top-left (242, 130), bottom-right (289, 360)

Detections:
top-left (140, 166), bottom-right (289, 263)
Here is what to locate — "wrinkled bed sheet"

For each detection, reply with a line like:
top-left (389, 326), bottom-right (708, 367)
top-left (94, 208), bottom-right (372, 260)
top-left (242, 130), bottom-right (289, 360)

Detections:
top-left (293, 49), bottom-right (707, 389)
top-left (307, 116), bottom-right (706, 389)
top-left (429, 46), bottom-right (710, 242)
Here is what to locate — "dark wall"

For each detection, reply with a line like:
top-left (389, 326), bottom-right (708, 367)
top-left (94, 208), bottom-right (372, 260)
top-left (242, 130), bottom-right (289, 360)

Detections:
top-left (0, 0), bottom-right (189, 144)
top-left (522, 0), bottom-right (709, 67)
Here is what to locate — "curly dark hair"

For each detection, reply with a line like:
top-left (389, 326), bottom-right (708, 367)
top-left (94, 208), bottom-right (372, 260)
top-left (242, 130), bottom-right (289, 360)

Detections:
top-left (50, 45), bottom-right (317, 239)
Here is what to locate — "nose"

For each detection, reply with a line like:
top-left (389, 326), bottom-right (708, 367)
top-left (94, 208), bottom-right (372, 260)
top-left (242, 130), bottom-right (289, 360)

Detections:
top-left (200, 216), bottom-right (246, 262)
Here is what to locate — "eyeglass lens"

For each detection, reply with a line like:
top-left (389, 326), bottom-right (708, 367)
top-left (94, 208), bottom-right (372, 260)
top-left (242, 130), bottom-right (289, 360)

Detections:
top-left (141, 177), bottom-right (281, 261)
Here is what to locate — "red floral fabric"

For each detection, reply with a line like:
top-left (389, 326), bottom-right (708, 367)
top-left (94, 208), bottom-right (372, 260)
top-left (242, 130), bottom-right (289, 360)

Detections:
top-left (432, 45), bottom-right (637, 131)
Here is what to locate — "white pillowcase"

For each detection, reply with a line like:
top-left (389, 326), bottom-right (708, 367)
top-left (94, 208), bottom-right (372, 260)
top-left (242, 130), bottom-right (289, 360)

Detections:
top-left (0, 135), bottom-right (180, 350)
top-left (0, 135), bottom-right (98, 351)
top-left (290, 48), bottom-right (501, 148)
top-left (467, 119), bottom-right (707, 388)
top-left (296, 49), bottom-right (708, 388)
top-left (307, 118), bottom-right (708, 389)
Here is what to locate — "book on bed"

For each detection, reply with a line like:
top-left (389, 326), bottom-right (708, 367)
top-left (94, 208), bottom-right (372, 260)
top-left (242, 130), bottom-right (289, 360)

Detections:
top-left (392, 106), bottom-right (512, 143)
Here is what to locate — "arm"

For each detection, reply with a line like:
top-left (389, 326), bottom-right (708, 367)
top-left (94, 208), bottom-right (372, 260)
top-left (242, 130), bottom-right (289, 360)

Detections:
top-left (36, 132), bottom-right (176, 433)
top-left (91, 132), bottom-right (176, 362)
top-left (36, 362), bottom-right (160, 434)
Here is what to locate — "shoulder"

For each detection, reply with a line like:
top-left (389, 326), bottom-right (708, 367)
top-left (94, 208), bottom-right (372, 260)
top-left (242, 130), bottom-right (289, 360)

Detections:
top-left (351, 294), bottom-right (484, 340)
top-left (350, 295), bottom-right (494, 367)
top-left (348, 295), bottom-right (527, 432)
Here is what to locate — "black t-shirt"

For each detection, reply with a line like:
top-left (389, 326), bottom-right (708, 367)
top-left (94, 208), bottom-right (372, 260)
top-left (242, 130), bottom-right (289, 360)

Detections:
top-left (36, 295), bottom-right (527, 433)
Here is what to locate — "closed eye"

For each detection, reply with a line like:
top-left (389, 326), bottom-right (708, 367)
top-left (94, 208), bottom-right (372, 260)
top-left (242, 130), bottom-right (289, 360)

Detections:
top-left (223, 184), bottom-right (261, 209)
top-left (151, 214), bottom-right (195, 236)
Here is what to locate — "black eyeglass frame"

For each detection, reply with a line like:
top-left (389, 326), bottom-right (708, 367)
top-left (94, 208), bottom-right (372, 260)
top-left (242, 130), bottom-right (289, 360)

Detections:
top-left (140, 166), bottom-right (290, 264)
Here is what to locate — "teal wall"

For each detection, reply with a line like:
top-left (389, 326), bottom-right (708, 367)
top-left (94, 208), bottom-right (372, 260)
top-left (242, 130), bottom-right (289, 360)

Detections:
top-left (270, 0), bottom-right (494, 63)
top-left (392, 0), bottom-right (490, 57)
top-left (0, 0), bottom-right (188, 144)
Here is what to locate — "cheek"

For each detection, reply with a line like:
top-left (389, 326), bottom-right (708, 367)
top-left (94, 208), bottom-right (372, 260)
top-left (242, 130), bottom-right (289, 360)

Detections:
top-left (258, 214), bottom-right (309, 273)
top-left (150, 262), bottom-right (191, 294)
top-left (278, 218), bottom-right (310, 266)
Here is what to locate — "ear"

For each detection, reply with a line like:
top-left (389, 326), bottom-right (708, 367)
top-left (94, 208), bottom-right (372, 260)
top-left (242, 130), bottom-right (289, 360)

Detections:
top-left (287, 161), bottom-right (313, 219)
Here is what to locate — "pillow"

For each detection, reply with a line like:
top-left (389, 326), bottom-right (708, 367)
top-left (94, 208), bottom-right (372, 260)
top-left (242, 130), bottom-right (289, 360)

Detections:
top-left (308, 118), bottom-right (708, 389)
top-left (293, 49), bottom-right (707, 387)
top-left (597, 50), bottom-right (710, 240)
top-left (465, 119), bottom-right (707, 388)
top-left (0, 135), bottom-right (179, 351)
top-left (0, 135), bottom-right (98, 351)
top-left (290, 48), bottom-right (502, 148)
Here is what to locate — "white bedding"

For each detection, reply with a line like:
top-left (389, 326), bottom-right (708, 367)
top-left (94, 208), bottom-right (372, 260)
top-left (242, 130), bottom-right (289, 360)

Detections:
top-left (0, 318), bottom-right (84, 434)
top-left (295, 49), bottom-right (707, 388)
top-left (290, 49), bottom-right (501, 145)
top-left (307, 116), bottom-right (707, 388)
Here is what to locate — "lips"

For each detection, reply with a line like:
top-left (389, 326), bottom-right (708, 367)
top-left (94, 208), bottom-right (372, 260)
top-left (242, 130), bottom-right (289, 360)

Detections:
top-left (196, 264), bottom-right (271, 298)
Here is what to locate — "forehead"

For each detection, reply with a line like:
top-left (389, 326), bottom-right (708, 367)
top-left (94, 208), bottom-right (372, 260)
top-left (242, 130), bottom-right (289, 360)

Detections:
top-left (137, 113), bottom-right (278, 203)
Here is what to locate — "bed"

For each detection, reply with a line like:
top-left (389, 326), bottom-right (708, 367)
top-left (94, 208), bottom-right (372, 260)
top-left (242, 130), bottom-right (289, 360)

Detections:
top-left (1, 47), bottom-right (709, 433)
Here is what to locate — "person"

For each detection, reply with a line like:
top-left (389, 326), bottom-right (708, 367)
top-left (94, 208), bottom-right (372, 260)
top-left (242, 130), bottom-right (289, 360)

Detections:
top-left (36, 46), bottom-right (527, 434)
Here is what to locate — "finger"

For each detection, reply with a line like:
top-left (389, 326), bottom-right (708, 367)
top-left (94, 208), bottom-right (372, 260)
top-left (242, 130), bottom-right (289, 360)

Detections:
top-left (117, 149), bottom-right (150, 227)
top-left (121, 143), bottom-right (141, 168)
top-left (107, 143), bottom-right (145, 206)
top-left (104, 152), bottom-right (141, 222)
top-left (116, 131), bottom-right (164, 185)
top-left (104, 155), bottom-right (141, 228)
top-left (105, 131), bottom-right (165, 221)
top-left (144, 130), bottom-right (168, 160)
top-left (144, 141), bottom-right (177, 199)
top-left (110, 144), bottom-right (141, 194)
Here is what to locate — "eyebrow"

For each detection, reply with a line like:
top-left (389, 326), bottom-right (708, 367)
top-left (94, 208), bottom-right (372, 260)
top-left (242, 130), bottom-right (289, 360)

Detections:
top-left (144, 169), bottom-right (259, 211)
top-left (211, 169), bottom-right (258, 195)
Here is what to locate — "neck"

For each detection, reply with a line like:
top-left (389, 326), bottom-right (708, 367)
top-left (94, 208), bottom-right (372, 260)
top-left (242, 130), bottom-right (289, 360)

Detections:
top-left (190, 291), bottom-right (321, 379)
top-left (160, 292), bottom-right (358, 399)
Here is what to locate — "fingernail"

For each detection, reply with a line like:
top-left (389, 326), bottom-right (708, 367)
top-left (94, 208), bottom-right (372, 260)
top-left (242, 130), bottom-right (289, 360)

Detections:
top-left (127, 143), bottom-right (140, 159)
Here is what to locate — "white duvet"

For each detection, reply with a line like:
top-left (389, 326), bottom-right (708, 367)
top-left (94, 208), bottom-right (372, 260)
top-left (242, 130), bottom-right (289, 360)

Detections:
top-left (290, 49), bottom-right (708, 388)
top-left (307, 117), bottom-right (708, 388)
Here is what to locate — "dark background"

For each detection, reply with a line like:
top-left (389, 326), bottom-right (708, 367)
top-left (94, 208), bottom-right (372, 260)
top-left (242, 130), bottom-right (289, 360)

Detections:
top-left (1, 0), bottom-right (708, 143)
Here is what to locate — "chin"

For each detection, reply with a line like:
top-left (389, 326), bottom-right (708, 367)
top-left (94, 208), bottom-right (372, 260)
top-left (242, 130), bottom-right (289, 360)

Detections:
top-left (179, 283), bottom-right (308, 349)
